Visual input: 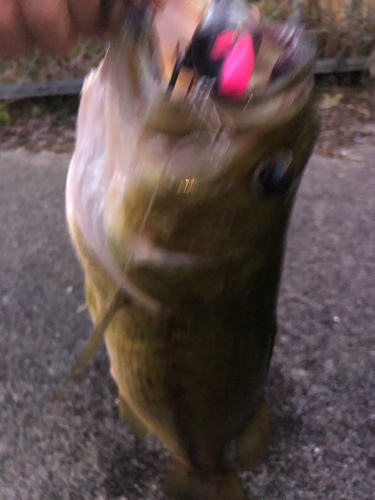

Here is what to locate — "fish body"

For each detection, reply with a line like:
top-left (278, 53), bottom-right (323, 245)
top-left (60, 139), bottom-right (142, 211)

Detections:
top-left (66, 1), bottom-right (319, 498)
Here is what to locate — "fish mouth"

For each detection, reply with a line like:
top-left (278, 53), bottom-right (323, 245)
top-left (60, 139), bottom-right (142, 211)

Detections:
top-left (140, 2), bottom-right (317, 134)
top-left (153, 2), bottom-right (316, 101)
top-left (102, 2), bottom-right (317, 185)
top-left (109, 1), bottom-right (316, 133)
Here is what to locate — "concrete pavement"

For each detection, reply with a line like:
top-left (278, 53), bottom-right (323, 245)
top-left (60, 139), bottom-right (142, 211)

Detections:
top-left (0, 148), bottom-right (374, 499)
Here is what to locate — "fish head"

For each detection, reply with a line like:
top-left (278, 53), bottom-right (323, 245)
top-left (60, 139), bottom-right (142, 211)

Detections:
top-left (68, 0), bottom-right (319, 303)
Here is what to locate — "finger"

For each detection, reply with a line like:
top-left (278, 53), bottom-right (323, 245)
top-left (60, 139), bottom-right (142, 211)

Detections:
top-left (0, 0), bottom-right (36, 57)
top-left (17, 0), bottom-right (78, 57)
top-left (67, 0), bottom-right (102, 36)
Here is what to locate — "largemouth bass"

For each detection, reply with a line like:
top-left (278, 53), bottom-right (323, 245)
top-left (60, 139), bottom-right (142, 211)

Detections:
top-left (66, 0), bottom-right (319, 498)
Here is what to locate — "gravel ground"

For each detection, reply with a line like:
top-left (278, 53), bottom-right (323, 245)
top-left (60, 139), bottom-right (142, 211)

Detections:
top-left (0, 147), bottom-right (374, 500)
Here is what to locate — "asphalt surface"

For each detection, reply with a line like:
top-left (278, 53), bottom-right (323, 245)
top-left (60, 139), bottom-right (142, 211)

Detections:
top-left (0, 147), bottom-right (374, 500)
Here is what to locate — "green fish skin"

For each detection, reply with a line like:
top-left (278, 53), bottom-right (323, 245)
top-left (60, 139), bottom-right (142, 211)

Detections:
top-left (66, 1), bottom-right (319, 498)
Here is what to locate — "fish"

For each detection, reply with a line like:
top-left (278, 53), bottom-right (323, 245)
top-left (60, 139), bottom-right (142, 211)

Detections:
top-left (65, 0), bottom-right (319, 498)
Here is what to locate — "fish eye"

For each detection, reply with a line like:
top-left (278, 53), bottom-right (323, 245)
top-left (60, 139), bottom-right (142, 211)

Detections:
top-left (253, 151), bottom-right (294, 195)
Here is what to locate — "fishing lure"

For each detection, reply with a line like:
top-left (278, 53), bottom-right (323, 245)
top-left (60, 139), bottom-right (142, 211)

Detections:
top-left (167, 0), bottom-right (261, 100)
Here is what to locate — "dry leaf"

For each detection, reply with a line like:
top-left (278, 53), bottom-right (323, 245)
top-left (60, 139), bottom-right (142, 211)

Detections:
top-left (358, 108), bottom-right (371, 119)
top-left (346, 155), bottom-right (363, 162)
top-left (320, 93), bottom-right (344, 109)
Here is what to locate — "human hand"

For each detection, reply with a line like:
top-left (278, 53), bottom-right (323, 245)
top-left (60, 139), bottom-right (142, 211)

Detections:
top-left (0, 0), bottom-right (161, 58)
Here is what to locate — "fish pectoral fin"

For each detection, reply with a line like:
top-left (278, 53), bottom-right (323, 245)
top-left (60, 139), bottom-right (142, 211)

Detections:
top-left (235, 397), bottom-right (270, 470)
top-left (163, 458), bottom-right (247, 500)
top-left (118, 394), bottom-right (151, 439)
top-left (68, 288), bottom-right (131, 382)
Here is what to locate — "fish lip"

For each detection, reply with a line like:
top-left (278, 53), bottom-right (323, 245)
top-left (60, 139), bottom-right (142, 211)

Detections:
top-left (260, 21), bottom-right (316, 95)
